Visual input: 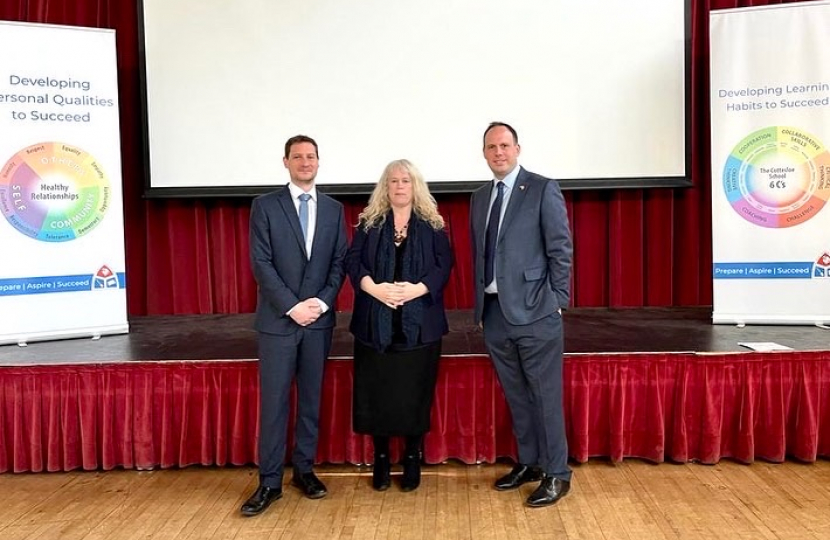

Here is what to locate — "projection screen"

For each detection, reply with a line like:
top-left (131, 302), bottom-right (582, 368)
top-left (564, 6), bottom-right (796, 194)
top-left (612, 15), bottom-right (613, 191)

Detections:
top-left (139, 0), bottom-right (690, 195)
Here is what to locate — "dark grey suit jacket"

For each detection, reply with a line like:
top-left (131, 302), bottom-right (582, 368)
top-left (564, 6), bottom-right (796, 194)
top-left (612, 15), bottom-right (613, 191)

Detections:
top-left (470, 167), bottom-right (572, 325)
top-left (249, 185), bottom-right (347, 334)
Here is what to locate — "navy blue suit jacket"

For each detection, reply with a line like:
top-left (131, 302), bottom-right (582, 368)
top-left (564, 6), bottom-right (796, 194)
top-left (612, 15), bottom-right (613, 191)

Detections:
top-left (249, 185), bottom-right (347, 335)
top-left (470, 167), bottom-right (572, 325)
top-left (346, 217), bottom-right (454, 349)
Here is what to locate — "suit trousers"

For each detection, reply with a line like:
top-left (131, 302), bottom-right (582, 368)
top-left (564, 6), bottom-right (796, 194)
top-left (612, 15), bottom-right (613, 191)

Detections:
top-left (482, 295), bottom-right (571, 481)
top-left (257, 327), bottom-right (332, 488)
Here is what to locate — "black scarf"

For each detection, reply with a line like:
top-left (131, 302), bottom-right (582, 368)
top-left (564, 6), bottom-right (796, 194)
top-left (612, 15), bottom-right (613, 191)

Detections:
top-left (370, 213), bottom-right (424, 351)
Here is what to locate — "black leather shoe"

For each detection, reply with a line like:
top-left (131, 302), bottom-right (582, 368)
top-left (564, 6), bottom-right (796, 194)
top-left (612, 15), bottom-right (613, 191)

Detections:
top-left (291, 471), bottom-right (328, 499)
top-left (494, 464), bottom-right (543, 491)
top-left (526, 477), bottom-right (571, 507)
top-left (373, 454), bottom-right (391, 491)
top-left (400, 453), bottom-right (421, 492)
top-left (240, 485), bottom-right (283, 516)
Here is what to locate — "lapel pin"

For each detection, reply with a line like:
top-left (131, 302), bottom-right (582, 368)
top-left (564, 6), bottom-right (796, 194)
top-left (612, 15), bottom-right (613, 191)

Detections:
top-left (519, 185), bottom-right (526, 191)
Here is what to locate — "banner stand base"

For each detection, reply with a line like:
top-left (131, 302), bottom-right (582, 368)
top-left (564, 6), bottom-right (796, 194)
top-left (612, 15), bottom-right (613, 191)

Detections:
top-left (713, 314), bottom-right (829, 326)
top-left (1, 324), bottom-right (129, 347)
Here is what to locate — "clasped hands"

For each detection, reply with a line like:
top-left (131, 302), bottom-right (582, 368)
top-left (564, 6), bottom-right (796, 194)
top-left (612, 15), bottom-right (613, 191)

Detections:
top-left (364, 278), bottom-right (427, 310)
top-left (289, 298), bottom-right (323, 327)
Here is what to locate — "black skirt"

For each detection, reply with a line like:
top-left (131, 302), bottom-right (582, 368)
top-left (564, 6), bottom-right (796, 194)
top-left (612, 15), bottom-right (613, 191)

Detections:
top-left (352, 339), bottom-right (441, 436)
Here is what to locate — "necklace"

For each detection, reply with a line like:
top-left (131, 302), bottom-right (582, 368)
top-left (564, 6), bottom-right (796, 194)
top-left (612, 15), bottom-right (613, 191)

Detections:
top-left (394, 223), bottom-right (408, 244)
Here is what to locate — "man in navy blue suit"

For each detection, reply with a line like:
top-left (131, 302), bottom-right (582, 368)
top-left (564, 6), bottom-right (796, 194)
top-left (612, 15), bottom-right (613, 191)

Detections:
top-left (241, 135), bottom-right (347, 516)
top-left (470, 122), bottom-right (574, 507)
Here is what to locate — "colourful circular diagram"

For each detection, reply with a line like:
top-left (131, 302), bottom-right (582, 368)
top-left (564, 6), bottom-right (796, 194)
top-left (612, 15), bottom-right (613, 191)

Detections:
top-left (723, 126), bottom-right (830, 228)
top-left (0, 142), bottom-right (110, 242)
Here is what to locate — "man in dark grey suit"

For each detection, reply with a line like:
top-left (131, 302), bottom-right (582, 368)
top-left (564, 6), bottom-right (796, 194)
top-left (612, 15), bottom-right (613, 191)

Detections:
top-left (470, 122), bottom-right (574, 507)
top-left (241, 135), bottom-right (347, 516)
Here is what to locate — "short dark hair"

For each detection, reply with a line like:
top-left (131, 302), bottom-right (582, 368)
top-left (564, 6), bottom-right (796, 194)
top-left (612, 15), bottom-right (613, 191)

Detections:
top-left (482, 122), bottom-right (519, 147)
top-left (284, 135), bottom-right (319, 159)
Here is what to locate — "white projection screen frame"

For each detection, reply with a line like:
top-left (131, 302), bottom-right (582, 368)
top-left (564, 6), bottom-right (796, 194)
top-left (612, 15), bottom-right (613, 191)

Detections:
top-left (138, 0), bottom-right (691, 196)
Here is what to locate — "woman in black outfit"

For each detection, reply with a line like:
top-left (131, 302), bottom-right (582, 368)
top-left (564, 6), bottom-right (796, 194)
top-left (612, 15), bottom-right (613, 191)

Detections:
top-left (346, 159), bottom-right (453, 491)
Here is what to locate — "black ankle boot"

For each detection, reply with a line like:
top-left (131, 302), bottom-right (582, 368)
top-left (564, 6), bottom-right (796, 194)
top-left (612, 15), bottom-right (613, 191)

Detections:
top-left (372, 453), bottom-right (391, 491)
top-left (400, 452), bottom-right (421, 492)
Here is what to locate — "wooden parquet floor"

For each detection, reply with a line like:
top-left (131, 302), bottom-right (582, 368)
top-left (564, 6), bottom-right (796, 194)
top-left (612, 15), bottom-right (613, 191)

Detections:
top-left (1, 459), bottom-right (829, 540)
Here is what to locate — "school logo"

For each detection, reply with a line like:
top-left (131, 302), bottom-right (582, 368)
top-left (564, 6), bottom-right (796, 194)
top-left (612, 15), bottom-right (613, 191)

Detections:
top-left (92, 265), bottom-right (119, 289)
top-left (813, 252), bottom-right (830, 278)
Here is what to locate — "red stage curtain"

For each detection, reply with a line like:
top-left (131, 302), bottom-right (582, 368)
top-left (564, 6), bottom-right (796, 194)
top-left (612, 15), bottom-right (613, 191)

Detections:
top-left (0, 0), bottom-right (809, 316)
top-left (2, 353), bottom-right (829, 473)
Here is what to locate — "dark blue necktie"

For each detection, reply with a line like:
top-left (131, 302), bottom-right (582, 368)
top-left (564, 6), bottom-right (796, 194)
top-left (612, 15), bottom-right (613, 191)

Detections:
top-left (484, 181), bottom-right (504, 287)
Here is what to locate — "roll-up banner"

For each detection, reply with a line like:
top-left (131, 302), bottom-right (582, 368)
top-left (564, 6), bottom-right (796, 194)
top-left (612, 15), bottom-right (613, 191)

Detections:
top-left (0, 21), bottom-right (127, 345)
top-left (710, 2), bottom-right (830, 325)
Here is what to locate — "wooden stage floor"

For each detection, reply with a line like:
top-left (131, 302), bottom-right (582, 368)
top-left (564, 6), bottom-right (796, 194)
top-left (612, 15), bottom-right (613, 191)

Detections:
top-left (1, 307), bottom-right (828, 365)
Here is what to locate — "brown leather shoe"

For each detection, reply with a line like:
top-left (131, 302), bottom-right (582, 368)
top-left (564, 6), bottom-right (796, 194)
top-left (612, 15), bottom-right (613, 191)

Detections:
top-left (240, 485), bottom-right (283, 516)
top-left (526, 477), bottom-right (571, 507)
top-left (291, 471), bottom-right (328, 499)
top-left (494, 464), bottom-right (543, 491)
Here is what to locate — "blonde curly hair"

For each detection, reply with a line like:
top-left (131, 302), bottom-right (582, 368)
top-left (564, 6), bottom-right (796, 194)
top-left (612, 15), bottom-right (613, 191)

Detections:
top-left (358, 159), bottom-right (445, 231)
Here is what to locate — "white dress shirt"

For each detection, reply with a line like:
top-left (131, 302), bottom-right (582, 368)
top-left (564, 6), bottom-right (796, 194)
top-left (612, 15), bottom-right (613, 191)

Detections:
top-left (484, 164), bottom-right (520, 294)
top-left (287, 182), bottom-right (317, 259)
top-left (286, 182), bottom-right (328, 314)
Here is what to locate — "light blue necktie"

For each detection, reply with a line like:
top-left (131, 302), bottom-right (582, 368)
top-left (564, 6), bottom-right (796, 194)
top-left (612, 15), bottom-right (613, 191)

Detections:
top-left (298, 193), bottom-right (311, 242)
